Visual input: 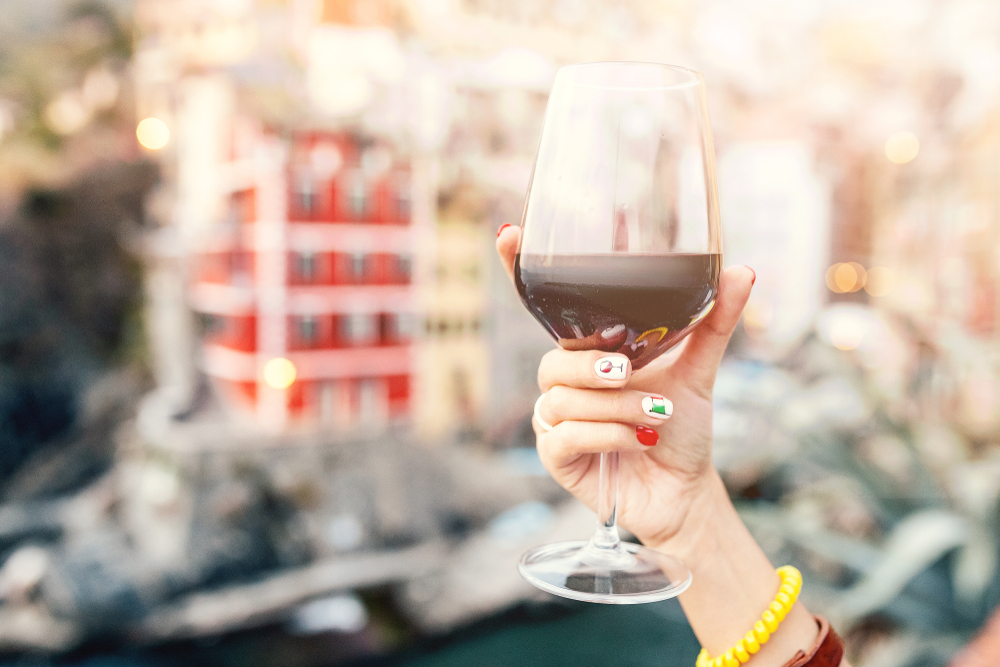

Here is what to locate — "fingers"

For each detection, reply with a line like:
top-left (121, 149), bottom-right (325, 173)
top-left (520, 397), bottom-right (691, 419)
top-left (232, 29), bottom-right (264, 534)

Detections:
top-left (495, 224), bottom-right (520, 284)
top-left (537, 386), bottom-right (673, 430)
top-left (676, 265), bottom-right (754, 394)
top-left (538, 421), bottom-right (658, 469)
top-left (537, 349), bottom-right (632, 392)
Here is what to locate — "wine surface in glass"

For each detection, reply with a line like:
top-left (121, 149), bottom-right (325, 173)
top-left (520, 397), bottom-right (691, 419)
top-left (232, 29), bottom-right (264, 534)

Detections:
top-left (515, 252), bottom-right (721, 370)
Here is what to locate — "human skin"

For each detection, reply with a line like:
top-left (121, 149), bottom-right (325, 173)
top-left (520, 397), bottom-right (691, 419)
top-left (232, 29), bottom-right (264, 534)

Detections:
top-left (497, 225), bottom-right (849, 667)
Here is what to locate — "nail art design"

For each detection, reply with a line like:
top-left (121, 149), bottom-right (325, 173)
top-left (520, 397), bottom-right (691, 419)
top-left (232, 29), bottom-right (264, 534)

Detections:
top-left (496, 223), bottom-right (512, 237)
top-left (642, 395), bottom-right (673, 420)
top-left (594, 356), bottom-right (628, 380)
top-left (636, 425), bottom-right (659, 447)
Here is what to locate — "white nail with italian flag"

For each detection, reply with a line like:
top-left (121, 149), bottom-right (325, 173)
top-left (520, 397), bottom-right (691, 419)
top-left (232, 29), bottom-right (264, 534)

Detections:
top-left (642, 395), bottom-right (673, 420)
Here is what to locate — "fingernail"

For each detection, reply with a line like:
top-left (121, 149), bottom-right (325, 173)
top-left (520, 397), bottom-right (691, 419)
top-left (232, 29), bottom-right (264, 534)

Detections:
top-left (497, 223), bottom-right (512, 237)
top-left (642, 395), bottom-right (673, 420)
top-left (745, 265), bottom-right (756, 285)
top-left (594, 356), bottom-right (629, 380)
top-left (636, 425), bottom-right (659, 447)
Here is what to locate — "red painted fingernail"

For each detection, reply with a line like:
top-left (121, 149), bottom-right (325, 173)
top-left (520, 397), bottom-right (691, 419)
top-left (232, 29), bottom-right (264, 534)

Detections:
top-left (636, 425), bottom-right (659, 447)
top-left (497, 223), bottom-right (512, 237)
top-left (745, 265), bottom-right (756, 285)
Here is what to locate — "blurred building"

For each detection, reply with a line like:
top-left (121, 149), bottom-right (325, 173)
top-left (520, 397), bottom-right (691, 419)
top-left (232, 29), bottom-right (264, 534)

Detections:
top-left (190, 129), bottom-right (415, 430)
top-left (132, 0), bottom-right (486, 438)
top-left (415, 189), bottom-right (491, 440)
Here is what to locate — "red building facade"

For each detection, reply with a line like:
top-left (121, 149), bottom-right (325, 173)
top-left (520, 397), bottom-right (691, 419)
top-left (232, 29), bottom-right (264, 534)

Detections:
top-left (190, 128), bottom-right (415, 429)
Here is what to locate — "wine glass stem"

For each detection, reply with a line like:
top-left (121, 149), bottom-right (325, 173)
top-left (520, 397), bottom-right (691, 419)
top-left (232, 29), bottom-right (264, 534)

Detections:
top-left (591, 451), bottom-right (621, 550)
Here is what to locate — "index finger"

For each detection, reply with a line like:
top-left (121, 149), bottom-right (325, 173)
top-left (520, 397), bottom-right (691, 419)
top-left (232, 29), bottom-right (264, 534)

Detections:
top-left (538, 348), bottom-right (632, 392)
top-left (495, 224), bottom-right (520, 284)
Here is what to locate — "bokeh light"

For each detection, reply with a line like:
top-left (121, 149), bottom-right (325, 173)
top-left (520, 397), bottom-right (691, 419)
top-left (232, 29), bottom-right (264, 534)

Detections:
top-left (829, 317), bottom-right (864, 351)
top-left (826, 262), bottom-right (867, 293)
top-left (885, 132), bottom-right (919, 164)
top-left (263, 358), bottom-right (297, 389)
top-left (864, 267), bottom-right (895, 297)
top-left (45, 92), bottom-right (90, 135)
top-left (136, 117), bottom-right (170, 149)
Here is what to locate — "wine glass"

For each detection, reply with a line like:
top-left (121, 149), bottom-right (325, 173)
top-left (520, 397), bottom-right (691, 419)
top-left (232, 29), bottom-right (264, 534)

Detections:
top-left (514, 62), bottom-right (722, 603)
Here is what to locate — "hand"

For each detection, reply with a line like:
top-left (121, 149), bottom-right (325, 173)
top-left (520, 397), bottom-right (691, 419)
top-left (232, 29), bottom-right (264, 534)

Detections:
top-left (496, 225), bottom-right (754, 548)
top-left (497, 226), bottom-right (835, 665)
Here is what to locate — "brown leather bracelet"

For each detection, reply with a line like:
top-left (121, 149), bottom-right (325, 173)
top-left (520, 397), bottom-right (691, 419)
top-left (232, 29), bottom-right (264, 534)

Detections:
top-left (780, 616), bottom-right (845, 667)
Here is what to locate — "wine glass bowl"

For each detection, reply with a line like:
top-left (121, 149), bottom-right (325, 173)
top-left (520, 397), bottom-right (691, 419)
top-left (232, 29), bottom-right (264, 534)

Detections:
top-left (514, 62), bottom-right (722, 603)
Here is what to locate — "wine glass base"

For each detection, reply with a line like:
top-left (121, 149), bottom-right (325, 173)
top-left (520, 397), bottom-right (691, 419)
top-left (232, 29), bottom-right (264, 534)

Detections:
top-left (518, 540), bottom-right (692, 604)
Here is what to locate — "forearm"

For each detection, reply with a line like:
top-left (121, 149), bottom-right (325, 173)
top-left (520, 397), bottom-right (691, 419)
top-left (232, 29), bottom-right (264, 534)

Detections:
top-left (646, 472), bottom-right (822, 666)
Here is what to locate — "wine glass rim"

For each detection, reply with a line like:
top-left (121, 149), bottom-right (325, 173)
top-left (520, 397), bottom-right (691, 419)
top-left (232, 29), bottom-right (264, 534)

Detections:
top-left (557, 61), bottom-right (704, 91)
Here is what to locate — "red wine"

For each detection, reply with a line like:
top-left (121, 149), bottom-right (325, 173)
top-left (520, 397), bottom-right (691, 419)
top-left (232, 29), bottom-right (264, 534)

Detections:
top-left (515, 253), bottom-right (721, 370)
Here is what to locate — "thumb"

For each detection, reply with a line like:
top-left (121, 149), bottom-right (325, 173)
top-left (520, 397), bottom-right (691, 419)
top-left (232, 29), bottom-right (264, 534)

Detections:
top-left (495, 224), bottom-right (521, 284)
top-left (676, 265), bottom-right (754, 395)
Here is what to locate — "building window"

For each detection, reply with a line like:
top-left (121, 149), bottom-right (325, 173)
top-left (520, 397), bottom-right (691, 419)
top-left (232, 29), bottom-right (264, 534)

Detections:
top-left (397, 313), bottom-right (417, 339)
top-left (299, 315), bottom-right (318, 343)
top-left (396, 180), bottom-right (411, 219)
top-left (383, 313), bottom-right (416, 343)
top-left (199, 313), bottom-right (225, 336)
top-left (350, 252), bottom-right (367, 282)
top-left (231, 251), bottom-right (252, 283)
top-left (341, 313), bottom-right (376, 345)
top-left (232, 189), bottom-right (255, 224)
top-left (297, 252), bottom-right (316, 281)
top-left (350, 176), bottom-right (367, 217)
top-left (296, 177), bottom-right (316, 214)
top-left (396, 254), bottom-right (412, 282)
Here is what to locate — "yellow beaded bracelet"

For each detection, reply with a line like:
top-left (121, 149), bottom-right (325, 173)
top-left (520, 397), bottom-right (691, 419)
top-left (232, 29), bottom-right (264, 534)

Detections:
top-left (695, 566), bottom-right (803, 667)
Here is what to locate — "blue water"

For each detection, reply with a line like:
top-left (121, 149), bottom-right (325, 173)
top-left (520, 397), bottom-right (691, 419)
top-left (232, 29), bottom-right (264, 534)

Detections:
top-left (4, 599), bottom-right (700, 667)
top-left (365, 599), bottom-right (700, 667)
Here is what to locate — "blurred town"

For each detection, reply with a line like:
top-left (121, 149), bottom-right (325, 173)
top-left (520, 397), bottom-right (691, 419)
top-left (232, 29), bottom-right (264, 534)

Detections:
top-left (0, 1), bottom-right (999, 666)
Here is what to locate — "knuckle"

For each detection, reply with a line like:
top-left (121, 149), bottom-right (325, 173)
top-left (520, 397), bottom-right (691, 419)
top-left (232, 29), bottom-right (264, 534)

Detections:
top-left (545, 385), bottom-right (571, 416)
top-left (610, 390), bottom-right (632, 416)
top-left (611, 422), bottom-right (635, 446)
top-left (541, 424), bottom-right (570, 457)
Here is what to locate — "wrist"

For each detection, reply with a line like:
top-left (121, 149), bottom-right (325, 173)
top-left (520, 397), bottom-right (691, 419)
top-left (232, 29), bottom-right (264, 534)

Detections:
top-left (643, 470), bottom-right (821, 665)
top-left (640, 468), bottom-right (733, 562)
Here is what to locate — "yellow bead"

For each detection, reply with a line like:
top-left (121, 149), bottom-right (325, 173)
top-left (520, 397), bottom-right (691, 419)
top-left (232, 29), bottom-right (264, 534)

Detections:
top-left (779, 583), bottom-right (797, 598)
top-left (735, 643), bottom-right (750, 663)
top-left (753, 620), bottom-right (770, 644)
top-left (744, 631), bottom-right (760, 654)
top-left (697, 649), bottom-right (710, 667)
top-left (712, 656), bottom-right (724, 667)
top-left (770, 600), bottom-right (786, 621)
top-left (783, 571), bottom-right (801, 584)
top-left (723, 650), bottom-right (739, 667)
top-left (776, 591), bottom-right (792, 607)
top-left (762, 610), bottom-right (779, 633)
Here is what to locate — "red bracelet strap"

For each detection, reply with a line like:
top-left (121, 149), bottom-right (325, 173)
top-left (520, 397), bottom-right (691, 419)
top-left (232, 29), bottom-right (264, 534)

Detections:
top-left (780, 616), bottom-right (844, 667)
